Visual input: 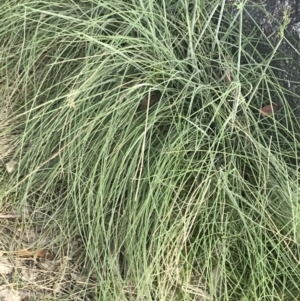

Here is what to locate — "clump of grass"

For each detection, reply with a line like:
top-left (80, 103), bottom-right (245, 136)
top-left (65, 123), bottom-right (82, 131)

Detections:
top-left (1, 0), bottom-right (300, 300)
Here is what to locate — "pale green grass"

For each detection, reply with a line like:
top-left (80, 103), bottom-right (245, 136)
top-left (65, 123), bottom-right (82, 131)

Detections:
top-left (1, 0), bottom-right (300, 300)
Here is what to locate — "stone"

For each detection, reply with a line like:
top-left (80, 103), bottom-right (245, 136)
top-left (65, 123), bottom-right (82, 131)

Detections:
top-left (227, 0), bottom-right (300, 115)
top-left (5, 159), bottom-right (18, 173)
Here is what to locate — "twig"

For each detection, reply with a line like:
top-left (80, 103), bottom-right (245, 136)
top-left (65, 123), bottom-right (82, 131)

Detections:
top-left (0, 214), bottom-right (19, 219)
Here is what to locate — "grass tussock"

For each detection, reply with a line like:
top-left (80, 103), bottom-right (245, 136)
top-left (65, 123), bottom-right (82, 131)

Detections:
top-left (1, 0), bottom-right (300, 300)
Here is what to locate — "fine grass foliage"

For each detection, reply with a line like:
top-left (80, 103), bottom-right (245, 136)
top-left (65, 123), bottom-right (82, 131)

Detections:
top-left (1, 0), bottom-right (300, 300)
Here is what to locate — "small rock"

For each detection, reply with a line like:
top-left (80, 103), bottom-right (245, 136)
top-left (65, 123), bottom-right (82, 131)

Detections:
top-left (5, 159), bottom-right (18, 173)
top-left (138, 90), bottom-right (162, 110)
